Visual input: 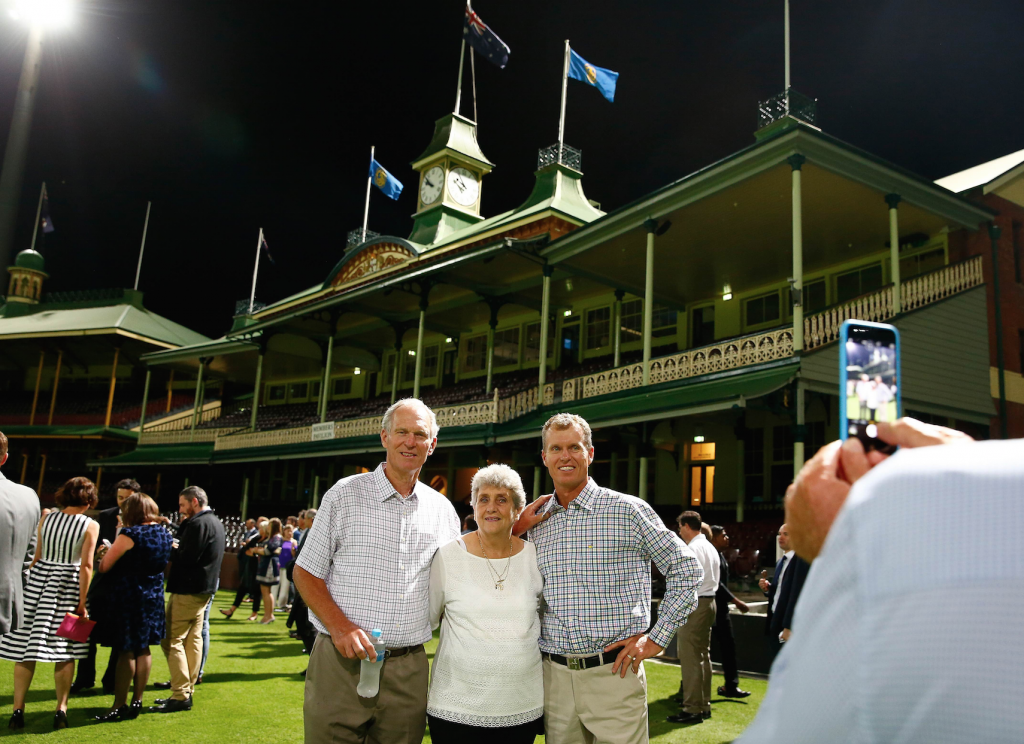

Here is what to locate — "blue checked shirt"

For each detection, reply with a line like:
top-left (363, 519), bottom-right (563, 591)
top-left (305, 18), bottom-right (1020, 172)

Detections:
top-left (295, 463), bottom-right (460, 647)
top-left (529, 479), bottom-right (702, 654)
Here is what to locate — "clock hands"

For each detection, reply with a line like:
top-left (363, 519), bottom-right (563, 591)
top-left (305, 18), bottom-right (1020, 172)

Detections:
top-left (424, 177), bottom-right (436, 188)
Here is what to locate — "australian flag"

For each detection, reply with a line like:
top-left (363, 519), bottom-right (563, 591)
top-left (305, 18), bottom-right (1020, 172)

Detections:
top-left (463, 2), bottom-right (509, 69)
top-left (41, 184), bottom-right (54, 233)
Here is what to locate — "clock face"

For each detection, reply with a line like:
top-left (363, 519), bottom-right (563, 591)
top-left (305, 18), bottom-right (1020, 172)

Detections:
top-left (419, 165), bottom-right (444, 206)
top-left (446, 166), bottom-right (479, 207)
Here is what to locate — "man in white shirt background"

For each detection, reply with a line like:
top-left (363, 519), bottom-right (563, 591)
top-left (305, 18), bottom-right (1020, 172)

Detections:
top-left (669, 510), bottom-right (718, 725)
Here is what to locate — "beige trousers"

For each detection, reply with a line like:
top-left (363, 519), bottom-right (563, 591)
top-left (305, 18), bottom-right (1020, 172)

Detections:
top-left (304, 634), bottom-right (428, 744)
top-left (677, 596), bottom-right (716, 714)
top-left (543, 657), bottom-right (648, 744)
top-left (160, 592), bottom-right (209, 701)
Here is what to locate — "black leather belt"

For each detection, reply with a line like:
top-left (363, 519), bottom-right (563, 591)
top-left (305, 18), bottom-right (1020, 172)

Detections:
top-left (544, 651), bottom-right (619, 670)
top-left (384, 644), bottom-right (423, 659)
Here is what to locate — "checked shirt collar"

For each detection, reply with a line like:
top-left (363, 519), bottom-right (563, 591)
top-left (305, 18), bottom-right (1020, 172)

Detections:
top-left (541, 477), bottom-right (600, 515)
top-left (373, 462), bottom-right (426, 503)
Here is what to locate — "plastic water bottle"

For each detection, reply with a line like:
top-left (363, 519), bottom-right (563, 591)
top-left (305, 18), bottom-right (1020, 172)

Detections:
top-left (356, 629), bottom-right (385, 698)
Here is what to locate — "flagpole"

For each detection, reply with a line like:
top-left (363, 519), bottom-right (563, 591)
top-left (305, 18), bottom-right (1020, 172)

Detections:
top-left (249, 227), bottom-right (263, 315)
top-left (470, 47), bottom-right (478, 123)
top-left (454, 38), bottom-right (466, 115)
top-left (557, 40), bottom-right (569, 147)
top-left (784, 0), bottom-right (790, 90)
top-left (134, 201), bottom-right (152, 291)
top-left (362, 145), bottom-right (375, 244)
top-left (29, 181), bottom-right (44, 252)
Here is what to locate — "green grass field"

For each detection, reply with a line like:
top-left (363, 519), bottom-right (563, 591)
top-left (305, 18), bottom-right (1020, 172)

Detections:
top-left (0, 591), bottom-right (765, 742)
top-left (846, 394), bottom-right (898, 424)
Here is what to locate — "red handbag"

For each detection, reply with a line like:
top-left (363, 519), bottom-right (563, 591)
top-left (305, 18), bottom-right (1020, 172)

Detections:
top-left (55, 613), bottom-right (96, 643)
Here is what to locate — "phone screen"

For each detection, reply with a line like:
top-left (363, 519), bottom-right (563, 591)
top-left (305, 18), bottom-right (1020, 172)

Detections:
top-left (841, 321), bottom-right (900, 454)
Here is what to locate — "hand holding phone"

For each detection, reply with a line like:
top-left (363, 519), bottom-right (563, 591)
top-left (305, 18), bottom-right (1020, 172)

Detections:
top-left (839, 320), bottom-right (901, 455)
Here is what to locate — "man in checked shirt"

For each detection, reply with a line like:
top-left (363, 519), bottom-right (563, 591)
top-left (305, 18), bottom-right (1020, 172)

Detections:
top-left (293, 399), bottom-right (460, 744)
top-left (514, 413), bottom-right (703, 744)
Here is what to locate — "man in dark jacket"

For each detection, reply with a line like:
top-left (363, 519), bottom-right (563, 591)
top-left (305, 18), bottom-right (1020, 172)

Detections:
top-left (759, 524), bottom-right (809, 656)
top-left (152, 486), bottom-right (224, 713)
top-left (287, 507), bottom-right (317, 654)
top-left (710, 526), bottom-right (751, 698)
top-left (72, 477), bottom-right (139, 694)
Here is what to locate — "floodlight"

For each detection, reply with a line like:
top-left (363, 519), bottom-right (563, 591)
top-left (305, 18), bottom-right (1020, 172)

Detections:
top-left (10, 0), bottom-right (74, 28)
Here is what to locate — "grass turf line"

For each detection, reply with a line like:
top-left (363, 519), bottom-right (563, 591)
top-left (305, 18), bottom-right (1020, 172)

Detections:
top-left (0, 590), bottom-right (765, 742)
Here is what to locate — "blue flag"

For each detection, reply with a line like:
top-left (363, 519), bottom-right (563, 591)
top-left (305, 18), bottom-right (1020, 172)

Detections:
top-left (464, 3), bottom-right (509, 69)
top-left (567, 48), bottom-right (618, 103)
top-left (369, 159), bottom-right (403, 200)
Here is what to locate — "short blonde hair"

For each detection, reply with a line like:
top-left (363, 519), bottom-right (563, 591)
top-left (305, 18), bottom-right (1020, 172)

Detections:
top-left (541, 412), bottom-right (593, 451)
top-left (471, 464), bottom-right (527, 513)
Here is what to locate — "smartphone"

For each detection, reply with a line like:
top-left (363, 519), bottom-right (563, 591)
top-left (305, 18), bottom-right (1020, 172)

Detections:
top-left (839, 319), bottom-right (901, 455)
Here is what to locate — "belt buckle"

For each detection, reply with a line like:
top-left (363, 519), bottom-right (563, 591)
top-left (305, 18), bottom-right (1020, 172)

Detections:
top-left (567, 657), bottom-right (581, 671)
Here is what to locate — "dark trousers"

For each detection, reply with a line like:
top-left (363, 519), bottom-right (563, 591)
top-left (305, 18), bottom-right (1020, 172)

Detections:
top-left (289, 594), bottom-right (315, 653)
top-left (74, 639), bottom-right (118, 689)
top-left (427, 714), bottom-right (541, 744)
top-left (712, 608), bottom-right (740, 690)
top-left (232, 585), bottom-right (260, 615)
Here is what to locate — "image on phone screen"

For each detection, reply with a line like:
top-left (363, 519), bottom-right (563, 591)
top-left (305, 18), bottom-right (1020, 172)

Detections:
top-left (842, 322), bottom-right (899, 453)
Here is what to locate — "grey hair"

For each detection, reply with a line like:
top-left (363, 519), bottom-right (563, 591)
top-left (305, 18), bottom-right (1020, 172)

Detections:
top-left (541, 413), bottom-right (593, 451)
top-left (471, 463), bottom-right (527, 513)
top-left (381, 398), bottom-right (439, 440)
top-left (305, 507), bottom-right (318, 520)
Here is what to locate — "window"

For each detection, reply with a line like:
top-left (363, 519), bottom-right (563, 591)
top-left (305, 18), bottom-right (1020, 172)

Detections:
top-left (333, 377), bottom-right (352, 396)
top-left (770, 424), bottom-right (794, 502)
top-left (288, 382), bottom-right (309, 400)
top-left (310, 380), bottom-right (321, 400)
top-left (652, 304), bottom-right (678, 338)
top-left (835, 263), bottom-right (883, 304)
top-left (1013, 221), bottom-right (1022, 284)
top-left (805, 421), bottom-right (826, 457)
top-left (403, 350), bottom-right (417, 382)
top-left (463, 334), bottom-right (487, 373)
top-left (493, 328), bottom-right (521, 367)
top-left (746, 291), bottom-right (781, 327)
top-left (524, 320), bottom-right (555, 361)
top-left (619, 299), bottom-right (642, 343)
top-left (422, 345), bottom-right (439, 380)
top-left (801, 280), bottom-right (827, 314)
top-left (691, 305), bottom-right (715, 347)
top-left (586, 307), bottom-right (611, 350)
top-left (268, 385), bottom-right (286, 402)
top-left (899, 248), bottom-right (945, 280)
top-left (383, 352), bottom-right (397, 385)
top-left (744, 428), bottom-right (764, 502)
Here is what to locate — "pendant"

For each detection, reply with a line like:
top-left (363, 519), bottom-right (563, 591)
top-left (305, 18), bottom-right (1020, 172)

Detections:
top-left (495, 580), bottom-right (505, 591)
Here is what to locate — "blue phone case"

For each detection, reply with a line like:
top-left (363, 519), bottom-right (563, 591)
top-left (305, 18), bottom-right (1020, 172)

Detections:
top-left (839, 319), bottom-right (902, 443)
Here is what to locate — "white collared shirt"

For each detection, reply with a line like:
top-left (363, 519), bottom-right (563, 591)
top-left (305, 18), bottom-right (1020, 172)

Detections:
top-left (686, 533), bottom-right (720, 598)
top-left (771, 550), bottom-right (795, 613)
top-left (739, 439), bottom-right (1024, 744)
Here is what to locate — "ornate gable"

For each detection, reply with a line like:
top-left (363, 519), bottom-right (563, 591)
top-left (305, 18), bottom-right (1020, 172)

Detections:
top-left (324, 238), bottom-right (421, 289)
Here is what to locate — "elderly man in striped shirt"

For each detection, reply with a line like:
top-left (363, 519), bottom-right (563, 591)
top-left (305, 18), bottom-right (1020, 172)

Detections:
top-left (294, 399), bottom-right (460, 744)
top-left (515, 413), bottom-right (704, 744)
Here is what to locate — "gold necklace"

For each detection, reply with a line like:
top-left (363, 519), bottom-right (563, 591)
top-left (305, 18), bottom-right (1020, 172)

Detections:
top-left (477, 532), bottom-right (512, 591)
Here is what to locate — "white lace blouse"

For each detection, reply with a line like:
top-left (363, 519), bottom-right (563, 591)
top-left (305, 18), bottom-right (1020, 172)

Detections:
top-left (427, 536), bottom-right (544, 727)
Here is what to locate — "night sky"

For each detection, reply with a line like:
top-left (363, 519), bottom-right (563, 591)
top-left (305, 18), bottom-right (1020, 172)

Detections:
top-left (1, 0), bottom-right (1021, 339)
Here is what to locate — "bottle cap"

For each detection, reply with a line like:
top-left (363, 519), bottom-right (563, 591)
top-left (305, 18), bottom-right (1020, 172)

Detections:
top-left (371, 629), bottom-right (382, 638)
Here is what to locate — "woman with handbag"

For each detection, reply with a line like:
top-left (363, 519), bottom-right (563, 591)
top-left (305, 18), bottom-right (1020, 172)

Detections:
top-left (93, 493), bottom-right (173, 723)
top-left (1, 477), bottom-right (99, 731)
top-left (254, 518), bottom-right (283, 624)
top-left (220, 520), bottom-right (266, 620)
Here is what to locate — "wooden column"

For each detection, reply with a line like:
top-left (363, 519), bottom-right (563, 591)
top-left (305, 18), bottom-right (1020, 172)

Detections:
top-left (612, 289), bottom-right (624, 367)
top-left (137, 367), bottom-right (152, 432)
top-left (413, 300), bottom-right (426, 399)
top-left (28, 350), bottom-right (44, 425)
top-left (104, 347), bottom-right (120, 428)
top-left (886, 194), bottom-right (902, 314)
top-left (36, 453), bottom-right (46, 495)
top-left (189, 360), bottom-right (206, 440)
top-left (251, 351), bottom-right (264, 432)
top-left (642, 224), bottom-right (655, 386)
top-left (166, 370), bottom-right (174, 412)
top-left (319, 336), bottom-right (333, 423)
top-left (789, 154), bottom-right (806, 352)
top-left (46, 350), bottom-right (62, 425)
top-left (537, 266), bottom-right (552, 401)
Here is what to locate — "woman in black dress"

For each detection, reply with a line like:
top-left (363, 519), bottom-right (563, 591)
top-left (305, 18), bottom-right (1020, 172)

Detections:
top-left (220, 520), bottom-right (266, 620)
top-left (93, 493), bottom-right (173, 722)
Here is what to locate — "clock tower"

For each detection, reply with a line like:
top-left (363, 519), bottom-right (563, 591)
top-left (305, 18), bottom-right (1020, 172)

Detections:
top-left (409, 113), bottom-right (494, 247)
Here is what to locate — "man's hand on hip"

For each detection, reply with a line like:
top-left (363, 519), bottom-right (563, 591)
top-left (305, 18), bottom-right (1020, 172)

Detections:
top-left (329, 622), bottom-right (377, 661)
top-left (605, 633), bottom-right (662, 678)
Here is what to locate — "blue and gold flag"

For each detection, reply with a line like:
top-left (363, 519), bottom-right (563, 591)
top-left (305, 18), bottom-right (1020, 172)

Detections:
top-left (567, 48), bottom-right (618, 103)
top-left (369, 159), bottom-right (403, 200)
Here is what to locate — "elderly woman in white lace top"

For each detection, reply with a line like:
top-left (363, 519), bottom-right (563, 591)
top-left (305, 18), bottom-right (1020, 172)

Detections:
top-left (427, 463), bottom-right (544, 743)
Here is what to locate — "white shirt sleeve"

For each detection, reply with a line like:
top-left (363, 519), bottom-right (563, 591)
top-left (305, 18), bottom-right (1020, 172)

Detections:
top-left (428, 545), bottom-right (447, 631)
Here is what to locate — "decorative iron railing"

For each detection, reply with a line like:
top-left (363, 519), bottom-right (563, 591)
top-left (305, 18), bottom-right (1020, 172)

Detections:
top-left (234, 300), bottom-right (266, 316)
top-left (757, 88), bottom-right (817, 129)
top-left (346, 228), bottom-right (381, 249)
top-left (138, 426), bottom-right (243, 445)
top-left (140, 401), bottom-right (223, 432)
top-left (43, 288), bottom-right (127, 304)
top-left (537, 143), bottom-right (582, 171)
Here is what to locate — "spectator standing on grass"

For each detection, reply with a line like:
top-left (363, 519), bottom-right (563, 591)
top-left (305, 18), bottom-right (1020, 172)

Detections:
top-left (93, 493), bottom-right (172, 723)
top-left (274, 524), bottom-right (297, 611)
top-left (0, 431), bottom-right (40, 637)
top-left (513, 413), bottom-right (702, 744)
top-left (758, 524), bottom-right (808, 654)
top-left (294, 399), bottom-right (459, 744)
top-left (73, 477), bottom-right (140, 695)
top-left (288, 508), bottom-right (317, 653)
top-left (2, 477), bottom-right (99, 731)
top-left (221, 521), bottom-right (265, 620)
top-left (255, 518), bottom-right (283, 624)
top-left (739, 419), bottom-right (1024, 743)
top-left (668, 511), bottom-right (719, 726)
top-left (709, 525), bottom-right (750, 699)
top-left (152, 486), bottom-right (224, 714)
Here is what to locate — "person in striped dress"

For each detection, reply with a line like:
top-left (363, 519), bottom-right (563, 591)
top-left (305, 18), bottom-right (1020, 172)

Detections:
top-left (1, 477), bottom-right (99, 731)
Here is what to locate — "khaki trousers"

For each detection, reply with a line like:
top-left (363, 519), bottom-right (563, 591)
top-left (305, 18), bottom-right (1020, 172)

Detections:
top-left (160, 592), bottom-right (210, 701)
top-left (677, 596), bottom-right (716, 715)
top-left (304, 633), bottom-right (428, 744)
top-left (543, 657), bottom-right (648, 744)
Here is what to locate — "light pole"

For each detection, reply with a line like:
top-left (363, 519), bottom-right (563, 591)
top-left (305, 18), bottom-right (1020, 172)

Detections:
top-left (0, 0), bottom-right (73, 273)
